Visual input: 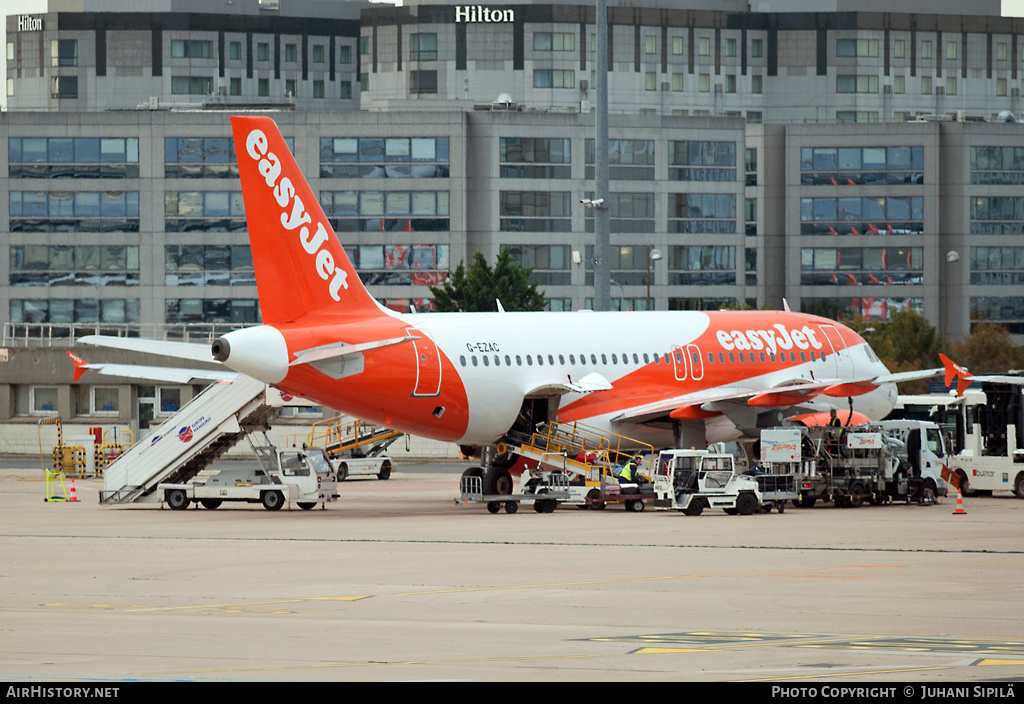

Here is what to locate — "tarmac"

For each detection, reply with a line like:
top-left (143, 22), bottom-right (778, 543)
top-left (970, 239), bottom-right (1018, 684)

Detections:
top-left (1, 458), bottom-right (1023, 683)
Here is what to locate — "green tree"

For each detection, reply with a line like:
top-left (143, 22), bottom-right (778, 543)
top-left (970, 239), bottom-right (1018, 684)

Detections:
top-left (429, 249), bottom-right (546, 312)
top-left (947, 321), bottom-right (1024, 375)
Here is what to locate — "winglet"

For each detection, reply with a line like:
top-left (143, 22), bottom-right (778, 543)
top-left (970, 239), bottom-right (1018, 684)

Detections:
top-left (939, 353), bottom-right (973, 396)
top-left (67, 351), bottom-right (89, 383)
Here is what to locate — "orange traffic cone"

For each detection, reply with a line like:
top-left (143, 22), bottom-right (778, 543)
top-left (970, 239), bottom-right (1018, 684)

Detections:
top-left (953, 490), bottom-right (965, 515)
top-left (68, 477), bottom-right (79, 503)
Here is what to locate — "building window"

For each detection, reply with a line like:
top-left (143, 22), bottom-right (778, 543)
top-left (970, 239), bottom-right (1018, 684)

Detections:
top-left (51, 39), bottom-right (77, 67)
top-left (946, 77), bottom-right (957, 95)
top-left (339, 81), bottom-right (352, 99)
top-left (50, 76), bottom-right (78, 99)
top-left (921, 41), bottom-right (933, 60)
top-left (668, 246), bottom-right (736, 285)
top-left (410, 70), bottom-right (438, 94)
top-left (533, 69), bottom-right (574, 88)
top-left (31, 387), bottom-right (58, 415)
top-left (165, 137), bottom-right (237, 179)
top-left (725, 38), bottom-right (736, 57)
top-left (534, 32), bottom-right (575, 51)
top-left (946, 41), bottom-right (957, 60)
top-left (645, 72), bottom-right (657, 91)
top-left (725, 75), bottom-right (736, 93)
top-left (78, 386), bottom-right (119, 415)
top-left (312, 45), bottom-right (325, 63)
top-left (585, 139), bottom-right (655, 181)
top-left (313, 80), bottom-right (324, 98)
top-left (360, 36), bottom-right (369, 55)
top-left (229, 41), bottom-right (242, 61)
top-left (257, 42), bottom-right (270, 62)
top-left (922, 76), bottom-right (932, 94)
top-left (410, 33), bottom-right (438, 61)
top-left (751, 39), bottom-right (763, 58)
top-left (164, 191), bottom-right (245, 232)
top-left (998, 42), bottom-right (1008, 61)
top-left (894, 75), bottom-right (905, 93)
top-left (171, 40), bottom-right (213, 59)
top-left (751, 74), bottom-right (762, 94)
top-left (699, 74), bottom-right (710, 92)
top-left (171, 76), bottom-right (213, 95)
top-left (672, 73), bottom-right (684, 92)
top-left (582, 193), bottom-right (655, 234)
top-left (645, 36), bottom-right (657, 54)
top-left (320, 188), bottom-right (450, 230)
top-left (230, 77), bottom-right (241, 96)
top-left (668, 193), bottom-right (737, 234)
top-left (836, 75), bottom-right (878, 93)
top-left (258, 78), bottom-right (269, 96)
top-left (669, 141), bottom-right (736, 182)
top-left (165, 299), bottom-right (260, 325)
top-left (9, 137), bottom-right (140, 179)
top-left (500, 138), bottom-right (570, 179)
top-left (165, 245), bottom-right (254, 287)
top-left (836, 39), bottom-right (878, 57)
top-left (284, 43), bottom-right (298, 63)
top-left (997, 78), bottom-right (1007, 96)
top-left (502, 245), bottom-right (571, 285)
top-left (339, 45), bottom-right (353, 64)
top-left (285, 79), bottom-right (296, 97)
top-left (698, 37), bottom-right (711, 56)
top-left (500, 191), bottom-right (572, 233)
top-left (10, 299), bottom-right (140, 326)
top-left (893, 40), bottom-right (905, 59)
top-left (672, 37), bottom-right (684, 55)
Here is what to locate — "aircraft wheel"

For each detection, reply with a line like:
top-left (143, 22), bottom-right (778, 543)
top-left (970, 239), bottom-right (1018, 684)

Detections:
top-left (484, 468), bottom-right (513, 496)
top-left (166, 489), bottom-right (190, 511)
top-left (262, 490), bottom-right (285, 511)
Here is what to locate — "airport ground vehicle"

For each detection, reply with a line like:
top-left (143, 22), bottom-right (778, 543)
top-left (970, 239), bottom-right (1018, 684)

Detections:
top-left (755, 421), bottom-right (948, 507)
top-left (653, 449), bottom-right (765, 515)
top-left (305, 416), bottom-right (401, 481)
top-left (893, 384), bottom-right (1024, 498)
top-left (158, 445), bottom-right (338, 511)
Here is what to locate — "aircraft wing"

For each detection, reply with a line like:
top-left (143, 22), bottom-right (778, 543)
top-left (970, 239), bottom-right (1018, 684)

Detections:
top-left (940, 353), bottom-right (1024, 394)
top-left (78, 334), bottom-right (215, 363)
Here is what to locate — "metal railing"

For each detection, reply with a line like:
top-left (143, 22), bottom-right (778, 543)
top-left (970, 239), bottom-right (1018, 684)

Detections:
top-left (2, 322), bottom-right (257, 347)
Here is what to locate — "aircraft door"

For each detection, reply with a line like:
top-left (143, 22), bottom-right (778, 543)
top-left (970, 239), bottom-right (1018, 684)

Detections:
top-left (406, 327), bottom-right (442, 397)
top-left (672, 347), bottom-right (688, 381)
top-left (818, 324), bottom-right (852, 378)
top-left (687, 344), bottom-right (704, 381)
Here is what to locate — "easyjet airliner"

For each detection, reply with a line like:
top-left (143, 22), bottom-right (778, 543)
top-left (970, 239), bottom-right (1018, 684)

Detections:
top-left (84, 116), bottom-right (938, 495)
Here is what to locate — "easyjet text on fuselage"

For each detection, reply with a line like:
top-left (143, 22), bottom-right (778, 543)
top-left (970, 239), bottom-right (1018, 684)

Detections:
top-left (715, 324), bottom-right (824, 353)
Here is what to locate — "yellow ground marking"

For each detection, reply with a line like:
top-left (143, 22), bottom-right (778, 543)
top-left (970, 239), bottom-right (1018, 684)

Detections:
top-left (976, 659), bottom-right (1024, 666)
top-left (140, 654), bottom-right (600, 677)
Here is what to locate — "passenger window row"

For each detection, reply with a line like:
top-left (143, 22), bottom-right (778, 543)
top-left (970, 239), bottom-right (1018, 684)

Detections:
top-left (457, 349), bottom-right (828, 368)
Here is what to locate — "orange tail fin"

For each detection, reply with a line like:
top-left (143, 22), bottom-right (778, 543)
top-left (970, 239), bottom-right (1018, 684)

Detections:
top-left (67, 351), bottom-right (89, 383)
top-left (939, 353), bottom-right (973, 396)
top-left (230, 116), bottom-right (383, 325)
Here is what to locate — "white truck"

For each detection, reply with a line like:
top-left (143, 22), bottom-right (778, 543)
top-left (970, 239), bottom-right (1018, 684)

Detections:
top-left (894, 385), bottom-right (1024, 498)
top-left (332, 455), bottom-right (393, 481)
top-left (158, 446), bottom-right (338, 511)
top-left (653, 449), bottom-right (765, 516)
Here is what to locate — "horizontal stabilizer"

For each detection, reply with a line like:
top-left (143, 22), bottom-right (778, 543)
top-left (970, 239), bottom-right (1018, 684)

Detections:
top-left (289, 336), bottom-right (418, 366)
top-left (66, 352), bottom-right (236, 384)
top-left (78, 335), bottom-right (214, 364)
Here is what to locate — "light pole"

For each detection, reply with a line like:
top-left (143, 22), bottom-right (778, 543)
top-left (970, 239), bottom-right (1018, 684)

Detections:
top-left (646, 246), bottom-right (662, 311)
top-left (943, 250), bottom-right (960, 340)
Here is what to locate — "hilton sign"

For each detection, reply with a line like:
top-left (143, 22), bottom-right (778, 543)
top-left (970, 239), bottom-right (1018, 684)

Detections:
top-left (18, 15), bottom-right (44, 31)
top-left (455, 6), bottom-right (514, 23)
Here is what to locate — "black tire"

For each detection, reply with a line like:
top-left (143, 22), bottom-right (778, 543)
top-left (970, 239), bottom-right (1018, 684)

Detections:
top-left (487, 501), bottom-right (501, 514)
top-left (297, 502), bottom-right (316, 510)
top-left (956, 470), bottom-right (974, 497)
top-left (586, 488), bottom-right (606, 510)
top-left (684, 499), bottom-right (704, 516)
top-left (793, 494), bottom-right (816, 508)
top-left (736, 493), bottom-right (757, 516)
top-left (918, 480), bottom-right (937, 505)
top-left (776, 501), bottom-right (785, 514)
top-left (199, 498), bottom-right (221, 510)
top-left (543, 500), bottom-right (557, 513)
top-left (262, 490), bottom-right (285, 511)
top-left (167, 489), bottom-right (190, 511)
top-left (627, 499), bottom-right (645, 513)
top-left (377, 461), bottom-right (392, 481)
top-left (1015, 473), bottom-right (1024, 499)
top-left (723, 508), bottom-right (738, 515)
top-left (504, 501), bottom-right (518, 514)
top-left (484, 468), bottom-right (514, 497)
top-left (848, 483), bottom-right (865, 508)
top-left (533, 500), bottom-right (546, 513)
top-left (337, 463), bottom-right (349, 482)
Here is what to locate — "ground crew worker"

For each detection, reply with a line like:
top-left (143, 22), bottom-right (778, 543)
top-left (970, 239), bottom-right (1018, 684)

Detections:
top-left (828, 409), bottom-right (845, 456)
top-left (619, 455), bottom-right (641, 484)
